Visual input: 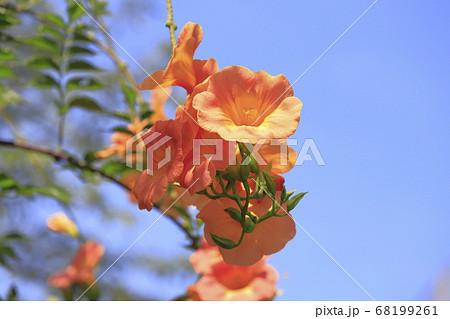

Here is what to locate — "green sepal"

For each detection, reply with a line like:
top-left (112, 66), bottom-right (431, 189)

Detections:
top-left (239, 163), bottom-right (250, 181)
top-left (243, 215), bottom-right (257, 233)
top-left (224, 207), bottom-right (242, 222)
top-left (287, 192), bottom-right (307, 212)
top-left (249, 154), bottom-right (260, 173)
top-left (210, 233), bottom-right (237, 249)
top-left (262, 171), bottom-right (276, 196)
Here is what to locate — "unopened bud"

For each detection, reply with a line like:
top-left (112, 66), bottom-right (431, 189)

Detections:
top-left (225, 165), bottom-right (241, 181)
top-left (47, 212), bottom-right (79, 238)
top-left (239, 163), bottom-right (251, 181)
top-left (224, 207), bottom-right (242, 222)
top-left (243, 215), bottom-right (257, 233)
top-left (249, 154), bottom-right (260, 174)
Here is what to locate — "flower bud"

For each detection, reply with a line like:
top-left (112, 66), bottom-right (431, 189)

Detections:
top-left (225, 165), bottom-right (241, 181)
top-left (239, 163), bottom-right (251, 181)
top-left (249, 154), bottom-right (260, 174)
top-left (47, 212), bottom-right (79, 238)
top-left (262, 171), bottom-right (276, 196)
top-left (224, 207), bottom-right (242, 222)
top-left (243, 215), bottom-right (257, 233)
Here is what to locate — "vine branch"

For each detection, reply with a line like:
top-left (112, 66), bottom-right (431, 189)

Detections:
top-left (165, 0), bottom-right (177, 51)
top-left (0, 140), bottom-right (200, 249)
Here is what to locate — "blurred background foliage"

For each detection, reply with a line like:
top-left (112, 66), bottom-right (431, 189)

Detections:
top-left (0, 0), bottom-right (195, 300)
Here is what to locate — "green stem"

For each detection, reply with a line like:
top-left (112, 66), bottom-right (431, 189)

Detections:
top-left (56, 23), bottom-right (70, 151)
top-left (165, 0), bottom-right (177, 51)
top-left (242, 180), bottom-right (251, 213)
top-left (231, 182), bottom-right (244, 210)
top-left (57, 113), bottom-right (66, 151)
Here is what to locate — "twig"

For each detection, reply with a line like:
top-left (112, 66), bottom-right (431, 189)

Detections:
top-left (0, 140), bottom-right (130, 190)
top-left (165, 0), bottom-right (177, 51)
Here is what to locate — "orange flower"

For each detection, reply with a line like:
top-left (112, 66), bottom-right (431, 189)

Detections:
top-left (193, 66), bottom-right (303, 143)
top-left (119, 170), bottom-right (141, 203)
top-left (95, 88), bottom-right (172, 161)
top-left (48, 240), bottom-right (104, 289)
top-left (149, 88), bottom-right (171, 123)
top-left (197, 182), bottom-right (296, 266)
top-left (174, 80), bottom-right (238, 193)
top-left (180, 127), bottom-right (236, 194)
top-left (46, 212), bottom-right (79, 237)
top-left (258, 140), bottom-right (298, 175)
top-left (187, 240), bottom-right (278, 301)
top-left (95, 117), bottom-right (149, 160)
top-left (132, 119), bottom-right (184, 211)
top-left (137, 22), bottom-right (219, 94)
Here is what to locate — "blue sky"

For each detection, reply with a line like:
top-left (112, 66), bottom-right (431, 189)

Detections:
top-left (104, 0), bottom-right (449, 300)
top-left (103, 0), bottom-right (450, 300)
top-left (2, 0), bottom-right (449, 300)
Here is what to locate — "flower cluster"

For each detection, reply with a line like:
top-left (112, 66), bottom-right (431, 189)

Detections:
top-left (132, 22), bottom-right (305, 267)
top-left (47, 213), bottom-right (104, 300)
top-left (187, 239), bottom-right (278, 301)
top-left (48, 240), bottom-right (104, 289)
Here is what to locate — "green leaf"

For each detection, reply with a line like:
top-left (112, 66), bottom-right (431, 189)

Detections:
top-left (36, 186), bottom-right (70, 204)
top-left (210, 233), bottom-right (237, 249)
top-left (25, 36), bottom-right (59, 54)
top-left (102, 161), bottom-right (128, 176)
top-left (39, 13), bottom-right (65, 28)
top-left (3, 233), bottom-right (26, 241)
top-left (0, 47), bottom-right (15, 60)
top-left (0, 246), bottom-right (15, 258)
top-left (68, 96), bottom-right (102, 112)
top-left (7, 286), bottom-right (17, 301)
top-left (0, 173), bottom-right (16, 189)
top-left (93, 0), bottom-right (110, 15)
top-left (111, 112), bottom-right (131, 121)
top-left (0, 87), bottom-right (21, 106)
top-left (112, 126), bottom-right (133, 135)
top-left (287, 192), bottom-right (307, 212)
top-left (142, 123), bottom-right (153, 130)
top-left (0, 31), bottom-right (16, 43)
top-left (0, 255), bottom-right (7, 267)
top-left (68, 4), bottom-right (85, 22)
top-left (138, 102), bottom-right (149, 114)
top-left (67, 45), bottom-right (95, 56)
top-left (84, 151), bottom-right (97, 164)
top-left (73, 31), bottom-right (93, 43)
top-left (38, 25), bottom-right (63, 40)
top-left (140, 110), bottom-right (153, 120)
top-left (32, 74), bottom-right (59, 89)
top-left (17, 186), bottom-right (70, 204)
top-left (66, 60), bottom-right (99, 71)
top-left (0, 13), bottom-right (19, 28)
top-left (0, 65), bottom-right (15, 78)
top-left (121, 85), bottom-right (136, 107)
top-left (66, 77), bottom-right (102, 91)
top-left (27, 56), bottom-right (59, 70)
